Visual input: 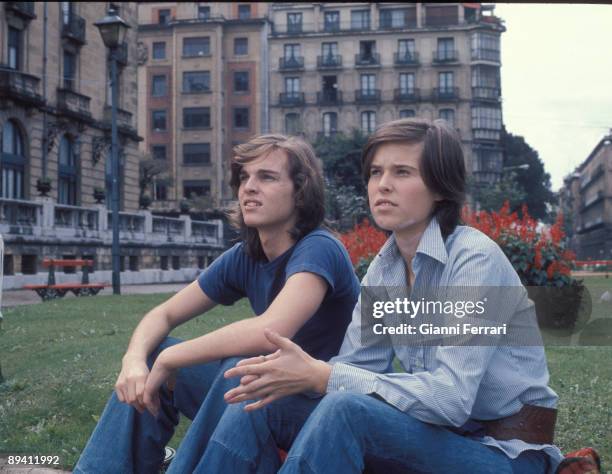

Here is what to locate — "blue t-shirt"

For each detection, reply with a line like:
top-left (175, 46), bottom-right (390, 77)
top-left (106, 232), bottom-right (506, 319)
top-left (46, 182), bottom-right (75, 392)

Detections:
top-left (197, 228), bottom-right (360, 361)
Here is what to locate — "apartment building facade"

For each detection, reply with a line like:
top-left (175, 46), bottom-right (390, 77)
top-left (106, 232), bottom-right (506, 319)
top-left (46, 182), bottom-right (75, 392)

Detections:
top-left (137, 2), bottom-right (270, 209)
top-left (560, 131), bottom-right (612, 260)
top-left (0, 2), bottom-right (224, 288)
top-left (268, 2), bottom-right (505, 185)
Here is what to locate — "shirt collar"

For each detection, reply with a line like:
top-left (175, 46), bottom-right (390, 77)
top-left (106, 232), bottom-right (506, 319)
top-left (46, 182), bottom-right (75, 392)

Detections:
top-left (378, 217), bottom-right (448, 265)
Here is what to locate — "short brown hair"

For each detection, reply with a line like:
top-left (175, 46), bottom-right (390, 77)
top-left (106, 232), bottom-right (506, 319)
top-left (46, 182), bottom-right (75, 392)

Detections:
top-left (362, 118), bottom-right (466, 239)
top-left (229, 134), bottom-right (326, 260)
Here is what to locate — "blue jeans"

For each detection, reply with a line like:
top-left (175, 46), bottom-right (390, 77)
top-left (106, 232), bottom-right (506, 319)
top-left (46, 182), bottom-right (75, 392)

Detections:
top-left (73, 337), bottom-right (243, 474)
top-left (199, 392), bottom-right (550, 474)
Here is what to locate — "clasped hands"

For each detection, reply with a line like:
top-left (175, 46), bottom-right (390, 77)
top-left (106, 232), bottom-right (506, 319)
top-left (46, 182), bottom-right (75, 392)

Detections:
top-left (116, 329), bottom-right (331, 418)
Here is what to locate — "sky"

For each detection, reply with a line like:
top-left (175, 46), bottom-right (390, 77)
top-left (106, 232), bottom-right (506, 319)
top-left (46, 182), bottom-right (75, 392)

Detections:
top-left (494, 3), bottom-right (612, 190)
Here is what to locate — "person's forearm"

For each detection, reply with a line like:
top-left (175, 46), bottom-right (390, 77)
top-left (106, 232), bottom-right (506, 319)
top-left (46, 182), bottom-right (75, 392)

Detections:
top-left (157, 317), bottom-right (282, 369)
top-left (123, 306), bottom-right (172, 361)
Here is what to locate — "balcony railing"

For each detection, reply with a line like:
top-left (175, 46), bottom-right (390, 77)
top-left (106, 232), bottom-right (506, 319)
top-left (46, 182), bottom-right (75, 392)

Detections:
top-left (61, 13), bottom-right (86, 45)
top-left (279, 56), bottom-right (304, 71)
top-left (103, 106), bottom-right (134, 132)
top-left (394, 88), bottom-right (420, 103)
top-left (0, 69), bottom-right (44, 107)
top-left (5, 2), bottom-right (36, 19)
top-left (433, 49), bottom-right (458, 63)
top-left (355, 53), bottom-right (381, 67)
top-left (317, 90), bottom-right (342, 106)
top-left (471, 48), bottom-right (501, 63)
top-left (55, 204), bottom-right (98, 230)
top-left (394, 52), bottom-right (420, 66)
top-left (472, 86), bottom-right (500, 101)
top-left (152, 216), bottom-right (184, 237)
top-left (323, 22), bottom-right (340, 33)
top-left (57, 88), bottom-right (92, 121)
top-left (279, 92), bottom-right (305, 107)
top-left (192, 221), bottom-right (220, 243)
top-left (286, 23), bottom-right (303, 35)
top-left (0, 198), bottom-right (42, 228)
top-left (379, 17), bottom-right (417, 30)
top-left (317, 54), bottom-right (342, 69)
top-left (355, 89), bottom-right (381, 104)
top-left (432, 87), bottom-right (459, 102)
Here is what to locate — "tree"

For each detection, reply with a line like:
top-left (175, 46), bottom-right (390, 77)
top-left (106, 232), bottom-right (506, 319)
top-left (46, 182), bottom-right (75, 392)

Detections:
top-left (500, 128), bottom-right (556, 221)
top-left (139, 157), bottom-right (171, 205)
top-left (313, 130), bottom-right (370, 230)
top-left (468, 173), bottom-right (527, 213)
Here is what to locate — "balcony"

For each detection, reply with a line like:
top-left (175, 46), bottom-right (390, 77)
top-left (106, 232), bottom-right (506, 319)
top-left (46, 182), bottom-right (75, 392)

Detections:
top-left (4, 2), bottom-right (36, 19)
top-left (355, 89), bottom-right (381, 104)
top-left (317, 54), bottom-right (342, 70)
top-left (103, 106), bottom-right (135, 134)
top-left (431, 87), bottom-right (459, 102)
top-left (355, 53), bottom-right (380, 68)
top-left (287, 23), bottom-right (303, 35)
top-left (0, 69), bottom-right (44, 108)
top-left (317, 90), bottom-right (343, 106)
top-left (581, 190), bottom-right (605, 212)
top-left (433, 49), bottom-right (459, 64)
top-left (394, 88), bottom-right (420, 103)
top-left (394, 52), bottom-right (420, 67)
top-left (279, 56), bottom-right (304, 71)
top-left (323, 22), bottom-right (340, 33)
top-left (56, 88), bottom-right (92, 122)
top-left (472, 86), bottom-right (500, 102)
top-left (61, 13), bottom-right (86, 45)
top-left (279, 92), bottom-right (305, 107)
top-left (471, 48), bottom-right (501, 64)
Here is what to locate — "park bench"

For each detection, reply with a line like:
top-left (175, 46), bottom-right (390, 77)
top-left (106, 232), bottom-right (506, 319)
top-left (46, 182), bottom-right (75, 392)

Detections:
top-left (23, 259), bottom-right (107, 301)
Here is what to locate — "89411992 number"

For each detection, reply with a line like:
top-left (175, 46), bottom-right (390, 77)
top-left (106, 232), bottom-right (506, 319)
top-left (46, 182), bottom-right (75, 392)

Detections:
top-left (7, 455), bottom-right (60, 465)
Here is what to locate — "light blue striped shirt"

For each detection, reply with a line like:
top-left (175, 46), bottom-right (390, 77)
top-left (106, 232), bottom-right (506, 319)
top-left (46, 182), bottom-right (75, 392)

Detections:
top-left (327, 217), bottom-right (564, 473)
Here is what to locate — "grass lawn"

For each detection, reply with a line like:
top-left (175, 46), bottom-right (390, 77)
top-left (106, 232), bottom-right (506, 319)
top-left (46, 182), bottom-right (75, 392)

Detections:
top-left (1, 276), bottom-right (612, 470)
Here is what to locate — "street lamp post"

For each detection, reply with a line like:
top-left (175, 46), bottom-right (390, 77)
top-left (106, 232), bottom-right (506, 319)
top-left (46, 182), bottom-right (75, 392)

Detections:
top-left (95, 9), bottom-right (130, 295)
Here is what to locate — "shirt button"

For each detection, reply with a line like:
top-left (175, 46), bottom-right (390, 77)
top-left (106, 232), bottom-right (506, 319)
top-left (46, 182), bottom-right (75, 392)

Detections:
top-left (339, 386), bottom-right (345, 391)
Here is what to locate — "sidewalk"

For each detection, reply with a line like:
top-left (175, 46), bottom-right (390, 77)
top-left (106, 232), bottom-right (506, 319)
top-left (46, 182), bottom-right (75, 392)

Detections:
top-left (1, 283), bottom-right (187, 308)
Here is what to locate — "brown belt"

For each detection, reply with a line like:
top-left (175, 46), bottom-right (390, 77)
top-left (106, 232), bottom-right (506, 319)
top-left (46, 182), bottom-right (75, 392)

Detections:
top-left (475, 404), bottom-right (557, 445)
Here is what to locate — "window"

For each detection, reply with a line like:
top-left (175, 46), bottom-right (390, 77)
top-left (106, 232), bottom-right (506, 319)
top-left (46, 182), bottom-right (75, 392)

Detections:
top-left (399, 109), bottom-right (416, 118)
top-left (198, 5), bottom-right (210, 20)
top-left (359, 41), bottom-right (376, 62)
top-left (158, 9), bottom-right (171, 24)
top-left (472, 65), bottom-right (500, 99)
top-left (238, 4), bottom-right (251, 20)
top-left (8, 27), bottom-right (21, 70)
top-left (1, 120), bottom-right (26, 199)
top-left (322, 112), bottom-right (338, 137)
top-left (129, 256), bottom-right (139, 272)
top-left (360, 74), bottom-right (375, 92)
top-left (283, 44), bottom-right (301, 60)
top-left (172, 256), bottom-right (180, 270)
top-left (351, 10), bottom-right (370, 30)
top-left (436, 38), bottom-right (456, 61)
top-left (63, 50), bottom-right (76, 90)
top-left (3, 255), bottom-right (14, 276)
top-left (154, 181), bottom-right (167, 201)
top-left (233, 71), bottom-right (249, 92)
top-left (183, 143), bottom-right (211, 165)
top-left (399, 73), bottom-right (415, 93)
top-left (183, 71), bottom-right (210, 93)
top-left (398, 39), bottom-right (415, 60)
top-left (160, 255), bottom-right (169, 270)
top-left (234, 37), bottom-right (248, 55)
top-left (58, 135), bottom-right (78, 205)
top-left (471, 32), bottom-right (500, 62)
top-left (21, 255), bottom-right (37, 275)
top-left (151, 75), bottom-right (167, 97)
top-left (285, 113), bottom-right (301, 135)
top-left (152, 145), bottom-right (166, 160)
top-left (183, 37), bottom-right (210, 57)
top-left (183, 107), bottom-right (211, 129)
top-left (324, 11), bottom-right (340, 31)
top-left (285, 77), bottom-right (300, 94)
top-left (152, 110), bottom-right (167, 131)
top-left (439, 71), bottom-right (454, 92)
top-left (472, 106), bottom-right (502, 130)
top-left (380, 9), bottom-right (411, 28)
top-left (439, 108), bottom-right (455, 127)
top-left (287, 13), bottom-right (303, 33)
top-left (361, 111), bottom-right (376, 133)
top-left (183, 180), bottom-right (211, 198)
top-left (152, 42), bottom-right (166, 60)
top-left (321, 42), bottom-right (338, 59)
top-left (233, 108), bottom-right (250, 129)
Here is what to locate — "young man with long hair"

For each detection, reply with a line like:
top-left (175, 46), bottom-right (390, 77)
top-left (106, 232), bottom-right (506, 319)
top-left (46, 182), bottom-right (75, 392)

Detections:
top-left (197, 119), bottom-right (564, 474)
top-left (74, 135), bottom-right (359, 473)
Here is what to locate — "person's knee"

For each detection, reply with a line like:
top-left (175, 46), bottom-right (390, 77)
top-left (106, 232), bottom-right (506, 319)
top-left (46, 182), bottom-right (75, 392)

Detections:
top-left (315, 392), bottom-right (369, 421)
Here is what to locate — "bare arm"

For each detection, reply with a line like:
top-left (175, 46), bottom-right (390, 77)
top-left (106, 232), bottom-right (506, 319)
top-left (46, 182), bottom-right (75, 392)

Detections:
top-left (115, 281), bottom-right (217, 411)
